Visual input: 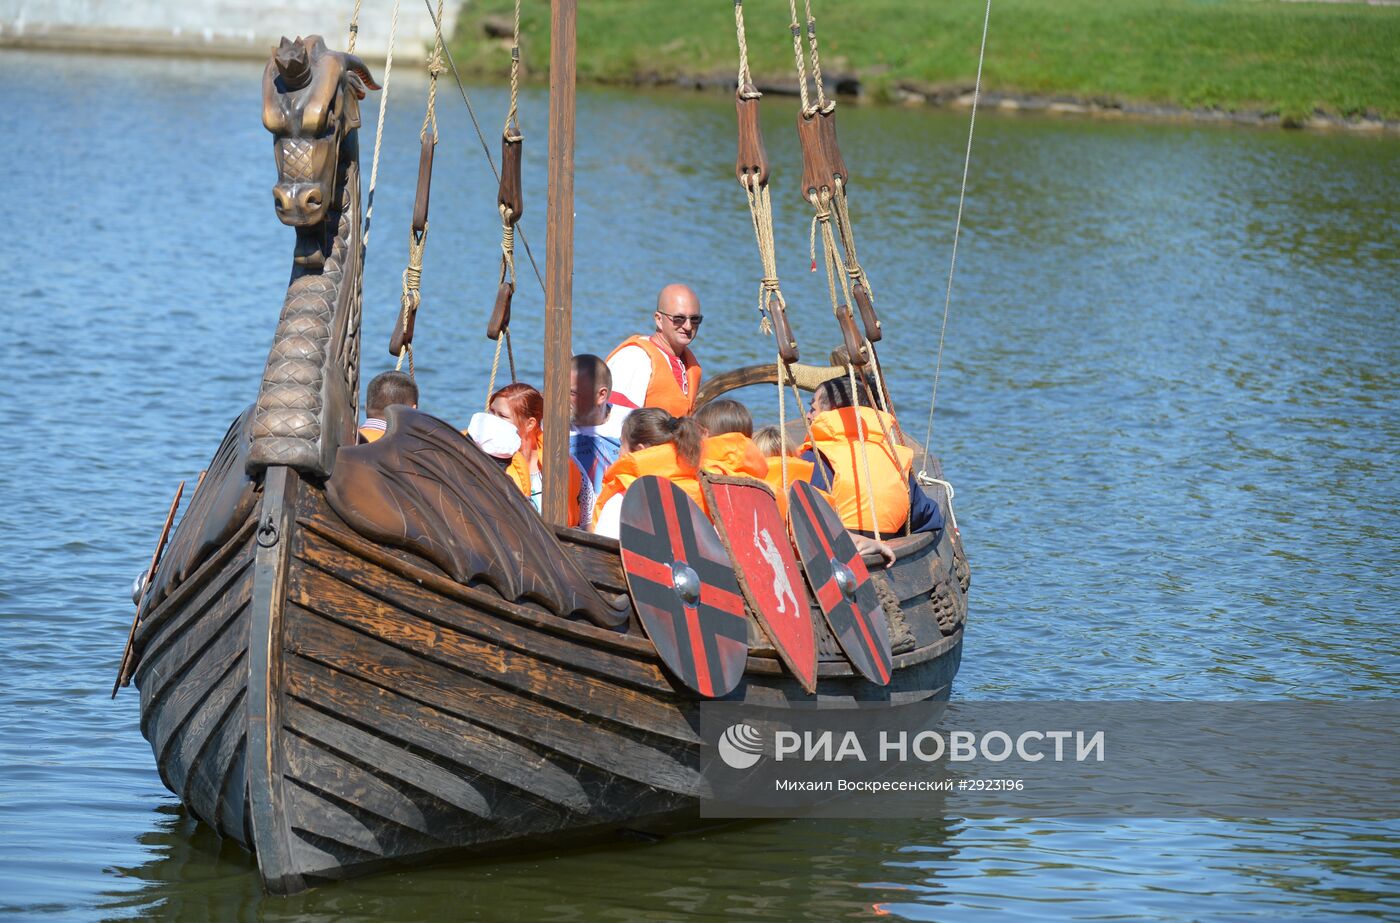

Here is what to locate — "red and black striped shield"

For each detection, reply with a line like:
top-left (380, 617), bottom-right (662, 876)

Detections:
top-left (701, 474), bottom-right (818, 694)
top-left (619, 476), bottom-right (749, 697)
top-left (787, 480), bottom-right (892, 685)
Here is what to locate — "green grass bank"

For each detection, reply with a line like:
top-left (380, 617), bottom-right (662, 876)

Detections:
top-left (450, 0), bottom-right (1400, 125)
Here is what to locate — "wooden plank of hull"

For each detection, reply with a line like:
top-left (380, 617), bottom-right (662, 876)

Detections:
top-left (287, 557), bottom-right (700, 747)
top-left (284, 660), bottom-right (593, 816)
top-left (280, 607), bottom-right (704, 795)
top-left (136, 462), bottom-right (962, 894)
top-left (134, 525), bottom-right (256, 846)
top-left (295, 522), bottom-right (679, 697)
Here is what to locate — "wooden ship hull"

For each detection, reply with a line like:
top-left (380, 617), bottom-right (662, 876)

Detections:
top-left (131, 424), bottom-right (967, 895)
top-left (124, 26), bottom-right (971, 895)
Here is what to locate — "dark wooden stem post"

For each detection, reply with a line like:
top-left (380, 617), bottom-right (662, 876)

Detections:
top-left (541, 0), bottom-right (576, 525)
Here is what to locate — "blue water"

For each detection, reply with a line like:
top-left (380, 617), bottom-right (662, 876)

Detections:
top-left (0, 49), bottom-right (1397, 919)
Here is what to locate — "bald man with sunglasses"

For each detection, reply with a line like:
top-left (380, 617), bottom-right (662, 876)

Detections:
top-left (605, 283), bottom-right (705, 417)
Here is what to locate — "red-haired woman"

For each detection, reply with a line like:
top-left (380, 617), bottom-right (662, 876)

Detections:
top-left (488, 383), bottom-right (594, 529)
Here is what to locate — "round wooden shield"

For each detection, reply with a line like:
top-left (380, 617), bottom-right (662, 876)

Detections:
top-left (619, 476), bottom-right (749, 697)
top-left (701, 474), bottom-right (818, 694)
top-left (787, 480), bottom-right (892, 685)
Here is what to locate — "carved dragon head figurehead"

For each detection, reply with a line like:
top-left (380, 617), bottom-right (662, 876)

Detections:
top-left (262, 35), bottom-right (379, 228)
top-left (246, 37), bottom-right (379, 482)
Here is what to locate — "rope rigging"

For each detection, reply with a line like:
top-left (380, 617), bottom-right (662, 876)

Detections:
top-left (420, 0), bottom-right (546, 296)
top-left (357, 0), bottom-right (400, 254)
top-left (732, 0), bottom-right (811, 497)
top-left (389, 0), bottom-right (448, 377)
top-left (486, 0), bottom-right (525, 406)
top-left (786, 0), bottom-right (892, 535)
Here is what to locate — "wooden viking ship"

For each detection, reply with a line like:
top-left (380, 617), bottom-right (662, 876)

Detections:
top-left (118, 1), bottom-right (973, 896)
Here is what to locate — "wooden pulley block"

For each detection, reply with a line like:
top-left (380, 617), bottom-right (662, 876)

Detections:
top-left (734, 86), bottom-right (770, 189)
top-left (797, 109), bottom-right (834, 201)
top-left (836, 309), bottom-right (867, 367)
top-left (389, 304), bottom-right (417, 357)
top-left (411, 135), bottom-right (436, 233)
top-left (768, 303), bottom-right (799, 364)
top-left (852, 282), bottom-right (881, 343)
top-left (487, 281), bottom-right (513, 340)
top-left (498, 136), bottom-right (524, 224)
top-left (815, 104), bottom-right (849, 188)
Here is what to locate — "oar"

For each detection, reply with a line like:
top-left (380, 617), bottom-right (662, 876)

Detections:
top-left (112, 476), bottom-right (191, 697)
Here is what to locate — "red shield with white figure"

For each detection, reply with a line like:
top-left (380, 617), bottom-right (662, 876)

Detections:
top-left (702, 474), bottom-right (818, 694)
top-left (619, 476), bottom-right (749, 698)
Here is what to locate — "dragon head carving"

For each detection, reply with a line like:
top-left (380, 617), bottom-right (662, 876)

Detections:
top-left (262, 35), bottom-right (379, 227)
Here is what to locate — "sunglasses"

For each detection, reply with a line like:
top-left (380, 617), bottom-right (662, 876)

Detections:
top-left (658, 311), bottom-right (703, 328)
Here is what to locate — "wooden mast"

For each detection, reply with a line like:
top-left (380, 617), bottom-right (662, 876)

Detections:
top-left (541, 0), bottom-right (576, 525)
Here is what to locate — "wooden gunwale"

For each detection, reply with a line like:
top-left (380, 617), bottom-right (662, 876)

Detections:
top-left (300, 486), bottom-right (959, 682)
top-left (557, 524), bottom-right (937, 574)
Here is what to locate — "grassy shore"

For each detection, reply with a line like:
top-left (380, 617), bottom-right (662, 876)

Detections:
top-left (449, 0), bottom-right (1400, 124)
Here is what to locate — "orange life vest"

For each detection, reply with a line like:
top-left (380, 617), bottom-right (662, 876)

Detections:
top-left (593, 442), bottom-right (705, 526)
top-left (761, 456), bottom-right (818, 521)
top-left (699, 432), bottom-right (768, 480)
top-left (804, 407), bottom-right (913, 534)
top-left (358, 425), bottom-right (384, 444)
top-left (505, 451), bottom-right (583, 528)
top-left (606, 334), bottom-right (702, 417)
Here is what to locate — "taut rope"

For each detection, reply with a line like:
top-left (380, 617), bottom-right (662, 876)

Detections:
top-left (919, 0), bottom-right (992, 481)
top-left (360, 0), bottom-right (400, 252)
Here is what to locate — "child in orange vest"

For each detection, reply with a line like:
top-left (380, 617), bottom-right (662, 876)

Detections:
top-left (693, 399), bottom-right (768, 482)
top-left (593, 408), bottom-right (705, 538)
top-left (753, 424), bottom-right (819, 520)
top-left (801, 375), bottom-right (943, 538)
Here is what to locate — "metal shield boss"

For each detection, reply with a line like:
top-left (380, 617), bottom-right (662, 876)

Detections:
top-left (787, 480), bottom-right (892, 685)
top-left (619, 476), bottom-right (748, 697)
top-left (702, 475), bottom-right (818, 694)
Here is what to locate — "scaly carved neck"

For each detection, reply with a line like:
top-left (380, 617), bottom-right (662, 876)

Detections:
top-left (246, 144), bottom-right (364, 482)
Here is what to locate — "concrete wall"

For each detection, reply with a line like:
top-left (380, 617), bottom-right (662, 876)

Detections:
top-left (0, 0), bottom-right (458, 60)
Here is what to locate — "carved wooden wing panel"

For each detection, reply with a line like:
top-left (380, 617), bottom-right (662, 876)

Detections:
top-left (326, 408), bottom-right (629, 629)
top-left (148, 406), bottom-right (260, 607)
